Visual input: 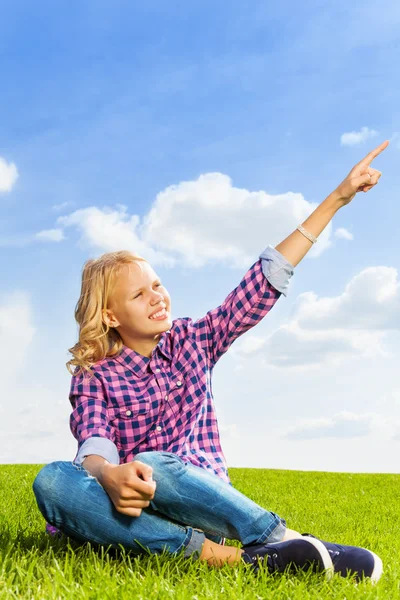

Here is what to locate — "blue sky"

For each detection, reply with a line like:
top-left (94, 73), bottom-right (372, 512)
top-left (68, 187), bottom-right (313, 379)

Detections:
top-left (1, 0), bottom-right (400, 471)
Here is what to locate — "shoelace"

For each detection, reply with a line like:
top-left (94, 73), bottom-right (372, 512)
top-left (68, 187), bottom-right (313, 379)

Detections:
top-left (244, 550), bottom-right (281, 573)
top-left (267, 551), bottom-right (281, 572)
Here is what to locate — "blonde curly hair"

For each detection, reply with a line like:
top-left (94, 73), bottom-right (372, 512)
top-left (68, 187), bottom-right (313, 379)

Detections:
top-left (67, 250), bottom-right (148, 379)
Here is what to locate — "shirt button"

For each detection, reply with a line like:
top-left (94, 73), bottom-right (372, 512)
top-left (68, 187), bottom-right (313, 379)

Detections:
top-left (165, 395), bottom-right (168, 401)
top-left (156, 425), bottom-right (162, 431)
top-left (155, 368), bottom-right (161, 373)
top-left (125, 410), bottom-right (132, 416)
top-left (176, 380), bottom-right (182, 386)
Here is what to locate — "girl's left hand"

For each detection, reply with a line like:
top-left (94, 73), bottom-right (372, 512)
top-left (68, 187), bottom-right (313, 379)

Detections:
top-left (334, 140), bottom-right (389, 206)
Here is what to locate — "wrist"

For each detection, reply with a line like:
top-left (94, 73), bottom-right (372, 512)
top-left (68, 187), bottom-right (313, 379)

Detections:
top-left (328, 189), bottom-right (346, 210)
top-left (100, 461), bottom-right (117, 484)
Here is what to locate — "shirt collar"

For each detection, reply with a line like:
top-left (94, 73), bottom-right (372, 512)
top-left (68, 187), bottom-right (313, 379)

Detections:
top-left (114, 330), bottom-right (171, 376)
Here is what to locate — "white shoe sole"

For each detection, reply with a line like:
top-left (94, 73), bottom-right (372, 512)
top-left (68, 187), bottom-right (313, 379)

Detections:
top-left (301, 536), bottom-right (334, 580)
top-left (303, 538), bottom-right (383, 584)
top-left (368, 549), bottom-right (383, 584)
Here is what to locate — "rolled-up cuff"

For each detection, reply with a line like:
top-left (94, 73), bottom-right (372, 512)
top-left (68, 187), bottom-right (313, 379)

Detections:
top-left (179, 527), bottom-right (206, 560)
top-left (73, 437), bottom-right (120, 466)
top-left (264, 520), bottom-right (287, 543)
top-left (259, 245), bottom-right (294, 297)
top-left (254, 512), bottom-right (287, 545)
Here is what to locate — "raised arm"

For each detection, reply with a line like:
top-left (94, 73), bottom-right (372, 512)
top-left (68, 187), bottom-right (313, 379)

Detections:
top-left (275, 140), bottom-right (389, 266)
top-left (191, 141), bottom-right (389, 368)
top-left (192, 247), bottom-right (294, 368)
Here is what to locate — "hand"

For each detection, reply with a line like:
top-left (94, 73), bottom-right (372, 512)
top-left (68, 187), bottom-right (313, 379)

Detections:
top-left (333, 140), bottom-right (389, 206)
top-left (101, 460), bottom-right (156, 517)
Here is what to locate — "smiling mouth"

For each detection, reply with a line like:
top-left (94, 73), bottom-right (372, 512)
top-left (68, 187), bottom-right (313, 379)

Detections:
top-left (149, 308), bottom-right (168, 320)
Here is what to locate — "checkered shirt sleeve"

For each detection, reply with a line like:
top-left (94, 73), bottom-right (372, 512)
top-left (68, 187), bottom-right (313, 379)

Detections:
top-left (69, 370), bottom-right (117, 456)
top-left (192, 255), bottom-right (283, 368)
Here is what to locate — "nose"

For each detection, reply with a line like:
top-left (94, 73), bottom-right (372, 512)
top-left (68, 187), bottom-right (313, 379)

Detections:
top-left (151, 289), bottom-right (165, 304)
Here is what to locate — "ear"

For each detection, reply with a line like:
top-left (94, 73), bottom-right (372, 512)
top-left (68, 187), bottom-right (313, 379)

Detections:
top-left (102, 308), bottom-right (120, 328)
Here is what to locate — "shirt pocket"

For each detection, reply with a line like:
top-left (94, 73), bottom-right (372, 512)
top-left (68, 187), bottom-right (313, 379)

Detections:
top-left (108, 399), bottom-right (152, 444)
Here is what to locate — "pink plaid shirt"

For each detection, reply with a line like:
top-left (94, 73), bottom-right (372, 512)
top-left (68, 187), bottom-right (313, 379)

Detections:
top-left (45, 245), bottom-right (294, 537)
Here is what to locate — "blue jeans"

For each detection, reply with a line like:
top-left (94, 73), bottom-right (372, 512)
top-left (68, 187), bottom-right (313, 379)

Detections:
top-left (32, 451), bottom-right (286, 559)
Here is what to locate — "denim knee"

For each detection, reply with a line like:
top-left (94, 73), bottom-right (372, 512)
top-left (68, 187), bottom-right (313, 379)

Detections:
top-left (134, 451), bottom-right (185, 477)
top-left (32, 462), bottom-right (66, 523)
top-left (33, 462), bottom-right (62, 503)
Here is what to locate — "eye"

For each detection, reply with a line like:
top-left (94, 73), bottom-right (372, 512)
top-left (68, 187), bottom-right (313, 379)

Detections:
top-left (133, 283), bottom-right (162, 299)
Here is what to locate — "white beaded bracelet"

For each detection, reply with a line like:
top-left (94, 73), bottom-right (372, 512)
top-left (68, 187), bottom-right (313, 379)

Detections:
top-left (297, 224), bottom-right (318, 244)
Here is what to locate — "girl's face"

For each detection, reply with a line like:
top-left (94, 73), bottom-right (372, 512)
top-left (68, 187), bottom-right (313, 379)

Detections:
top-left (104, 261), bottom-right (172, 348)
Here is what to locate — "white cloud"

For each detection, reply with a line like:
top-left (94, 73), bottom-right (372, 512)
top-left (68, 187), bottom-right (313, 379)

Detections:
top-left (57, 173), bottom-right (332, 267)
top-left (334, 227), bottom-right (354, 241)
top-left (0, 291), bottom-right (36, 377)
top-left (284, 411), bottom-right (379, 439)
top-left (340, 126), bottom-right (378, 146)
top-left (218, 423), bottom-right (239, 438)
top-left (0, 290), bottom-right (77, 464)
top-left (232, 264), bottom-right (400, 368)
top-left (234, 335), bottom-right (266, 355)
top-left (0, 157), bottom-right (18, 193)
top-left (294, 267), bottom-right (400, 330)
top-left (35, 228), bottom-right (65, 242)
top-left (214, 346), bottom-right (400, 472)
top-left (57, 205), bottom-right (175, 266)
top-left (0, 379), bottom-right (76, 464)
top-left (0, 231), bottom-right (65, 247)
top-left (282, 410), bottom-right (400, 444)
top-left (143, 173), bottom-right (332, 267)
top-left (52, 201), bottom-right (75, 212)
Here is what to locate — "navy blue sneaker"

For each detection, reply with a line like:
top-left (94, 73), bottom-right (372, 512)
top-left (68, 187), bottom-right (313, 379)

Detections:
top-left (242, 537), bottom-right (334, 579)
top-left (302, 534), bottom-right (383, 583)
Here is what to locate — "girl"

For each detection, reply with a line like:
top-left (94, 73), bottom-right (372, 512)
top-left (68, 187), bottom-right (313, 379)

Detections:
top-left (33, 141), bottom-right (388, 581)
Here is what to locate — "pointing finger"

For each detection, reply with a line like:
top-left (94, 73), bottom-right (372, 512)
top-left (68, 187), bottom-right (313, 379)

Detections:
top-left (357, 140), bottom-right (389, 168)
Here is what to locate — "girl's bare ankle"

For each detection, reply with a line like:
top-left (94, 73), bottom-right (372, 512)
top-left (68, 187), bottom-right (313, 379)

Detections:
top-left (199, 539), bottom-right (243, 567)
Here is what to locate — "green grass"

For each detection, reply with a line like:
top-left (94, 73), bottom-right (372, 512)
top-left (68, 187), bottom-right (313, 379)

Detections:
top-left (1, 465), bottom-right (399, 599)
